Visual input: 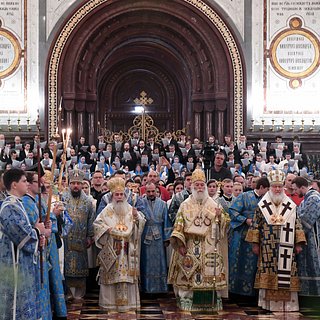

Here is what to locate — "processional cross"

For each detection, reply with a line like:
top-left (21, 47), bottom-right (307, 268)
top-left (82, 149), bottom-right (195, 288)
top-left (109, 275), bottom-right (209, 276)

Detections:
top-left (134, 91), bottom-right (154, 141)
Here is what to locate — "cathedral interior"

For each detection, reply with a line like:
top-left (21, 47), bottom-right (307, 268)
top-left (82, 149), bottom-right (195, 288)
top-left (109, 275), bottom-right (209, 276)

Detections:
top-left (1, 1), bottom-right (320, 319)
top-left (1, 1), bottom-right (320, 158)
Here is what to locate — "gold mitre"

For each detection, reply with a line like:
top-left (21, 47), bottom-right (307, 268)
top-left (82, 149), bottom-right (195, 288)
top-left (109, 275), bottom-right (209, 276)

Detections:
top-left (42, 170), bottom-right (54, 184)
top-left (69, 169), bottom-right (85, 183)
top-left (108, 177), bottom-right (125, 193)
top-left (191, 169), bottom-right (206, 183)
top-left (267, 169), bottom-right (285, 185)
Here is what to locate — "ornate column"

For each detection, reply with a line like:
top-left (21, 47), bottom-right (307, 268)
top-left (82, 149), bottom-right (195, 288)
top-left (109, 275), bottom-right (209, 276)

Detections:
top-left (77, 111), bottom-right (85, 141)
top-left (192, 101), bottom-right (204, 138)
top-left (87, 112), bottom-right (95, 145)
top-left (65, 110), bottom-right (74, 130)
top-left (86, 96), bottom-right (97, 145)
top-left (215, 99), bottom-right (227, 143)
top-left (194, 112), bottom-right (201, 138)
top-left (63, 94), bottom-right (75, 134)
top-left (204, 101), bottom-right (214, 138)
top-left (75, 95), bottom-right (86, 142)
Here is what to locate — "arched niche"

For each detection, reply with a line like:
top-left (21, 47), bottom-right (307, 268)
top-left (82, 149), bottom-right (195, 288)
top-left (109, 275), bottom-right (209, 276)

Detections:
top-left (46, 0), bottom-right (245, 144)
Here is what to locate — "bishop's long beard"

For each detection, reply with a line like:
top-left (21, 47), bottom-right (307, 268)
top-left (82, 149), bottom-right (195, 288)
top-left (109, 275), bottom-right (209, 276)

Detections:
top-left (112, 199), bottom-right (128, 217)
top-left (269, 190), bottom-right (285, 206)
top-left (191, 185), bottom-right (209, 202)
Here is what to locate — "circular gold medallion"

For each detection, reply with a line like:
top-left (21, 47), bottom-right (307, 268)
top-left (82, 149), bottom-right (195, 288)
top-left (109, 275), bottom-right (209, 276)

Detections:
top-left (269, 18), bottom-right (320, 80)
top-left (0, 28), bottom-right (22, 79)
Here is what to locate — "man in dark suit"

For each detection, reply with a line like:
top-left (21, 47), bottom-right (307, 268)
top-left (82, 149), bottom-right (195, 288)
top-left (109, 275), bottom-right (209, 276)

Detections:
top-left (166, 144), bottom-right (183, 163)
top-left (182, 141), bottom-right (196, 164)
top-left (163, 130), bottom-right (179, 152)
top-left (147, 134), bottom-right (162, 153)
top-left (210, 151), bottom-right (232, 181)
top-left (120, 142), bottom-right (137, 171)
top-left (18, 141), bottom-right (32, 161)
top-left (134, 139), bottom-right (151, 161)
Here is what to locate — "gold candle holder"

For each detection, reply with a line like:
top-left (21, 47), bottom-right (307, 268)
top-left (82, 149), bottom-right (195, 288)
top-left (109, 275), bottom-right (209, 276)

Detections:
top-left (309, 119), bottom-right (315, 132)
top-left (289, 119), bottom-right (295, 131)
top-left (36, 112), bottom-right (41, 132)
top-left (270, 119), bottom-right (275, 131)
top-left (278, 119), bottom-right (285, 131)
top-left (26, 117), bottom-right (31, 131)
top-left (7, 118), bottom-right (11, 131)
top-left (17, 118), bottom-right (21, 131)
top-left (259, 119), bottom-right (265, 132)
top-left (249, 119), bottom-right (254, 131)
top-left (299, 119), bottom-right (305, 132)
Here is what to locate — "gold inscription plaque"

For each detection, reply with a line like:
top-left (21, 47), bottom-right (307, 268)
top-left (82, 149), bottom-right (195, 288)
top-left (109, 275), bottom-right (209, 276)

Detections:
top-left (0, 28), bottom-right (22, 79)
top-left (269, 17), bottom-right (320, 82)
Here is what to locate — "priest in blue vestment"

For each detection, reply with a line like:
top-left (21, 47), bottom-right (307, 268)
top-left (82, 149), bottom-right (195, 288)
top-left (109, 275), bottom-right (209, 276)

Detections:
top-left (138, 182), bottom-right (172, 293)
top-left (0, 168), bottom-right (46, 320)
top-left (22, 171), bottom-right (52, 320)
top-left (41, 170), bottom-right (71, 318)
top-left (292, 176), bottom-right (320, 296)
top-left (228, 177), bottom-right (269, 297)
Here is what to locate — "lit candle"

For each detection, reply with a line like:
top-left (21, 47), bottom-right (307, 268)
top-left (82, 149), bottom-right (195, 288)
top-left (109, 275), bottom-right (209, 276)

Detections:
top-left (59, 97), bottom-right (62, 113)
top-left (66, 128), bottom-right (72, 148)
top-left (62, 129), bottom-right (66, 149)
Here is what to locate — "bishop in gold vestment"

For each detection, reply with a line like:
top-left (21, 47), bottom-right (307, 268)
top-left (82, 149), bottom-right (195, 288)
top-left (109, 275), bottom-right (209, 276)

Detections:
top-left (94, 177), bottom-right (145, 312)
top-left (168, 169), bottom-right (228, 311)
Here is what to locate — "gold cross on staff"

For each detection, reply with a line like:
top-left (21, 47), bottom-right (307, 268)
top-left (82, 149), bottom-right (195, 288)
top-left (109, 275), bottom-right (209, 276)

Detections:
top-left (134, 91), bottom-right (153, 107)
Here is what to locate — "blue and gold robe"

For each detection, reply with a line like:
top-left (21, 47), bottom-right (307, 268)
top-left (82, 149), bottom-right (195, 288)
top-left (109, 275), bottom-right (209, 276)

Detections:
top-left (0, 195), bottom-right (39, 320)
top-left (37, 196), bottom-right (68, 317)
top-left (228, 190), bottom-right (260, 296)
top-left (296, 188), bottom-right (320, 296)
top-left (22, 194), bottom-right (51, 320)
top-left (62, 190), bottom-right (94, 285)
top-left (138, 197), bottom-right (172, 293)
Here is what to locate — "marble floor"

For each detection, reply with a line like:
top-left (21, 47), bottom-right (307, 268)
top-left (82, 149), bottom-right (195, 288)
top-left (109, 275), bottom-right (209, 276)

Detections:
top-left (67, 291), bottom-right (320, 320)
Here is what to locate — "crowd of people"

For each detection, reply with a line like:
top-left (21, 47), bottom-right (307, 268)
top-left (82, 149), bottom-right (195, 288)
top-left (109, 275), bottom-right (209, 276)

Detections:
top-left (0, 130), bottom-right (319, 319)
top-left (0, 131), bottom-right (312, 181)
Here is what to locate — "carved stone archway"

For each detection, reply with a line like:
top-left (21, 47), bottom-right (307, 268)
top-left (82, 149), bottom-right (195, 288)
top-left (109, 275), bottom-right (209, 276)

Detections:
top-left (47, 0), bottom-right (245, 145)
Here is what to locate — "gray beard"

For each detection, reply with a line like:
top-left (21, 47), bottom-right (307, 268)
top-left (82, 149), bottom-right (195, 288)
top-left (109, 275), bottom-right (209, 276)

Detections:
top-left (269, 190), bottom-right (285, 206)
top-left (191, 186), bottom-right (209, 203)
top-left (112, 199), bottom-right (127, 216)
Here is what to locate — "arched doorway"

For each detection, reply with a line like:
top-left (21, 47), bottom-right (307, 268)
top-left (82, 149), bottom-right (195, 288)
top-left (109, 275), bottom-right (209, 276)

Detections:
top-left (47, 0), bottom-right (245, 144)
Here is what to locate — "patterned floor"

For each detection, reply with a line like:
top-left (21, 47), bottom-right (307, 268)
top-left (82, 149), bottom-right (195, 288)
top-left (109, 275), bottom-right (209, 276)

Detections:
top-left (67, 291), bottom-right (320, 319)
